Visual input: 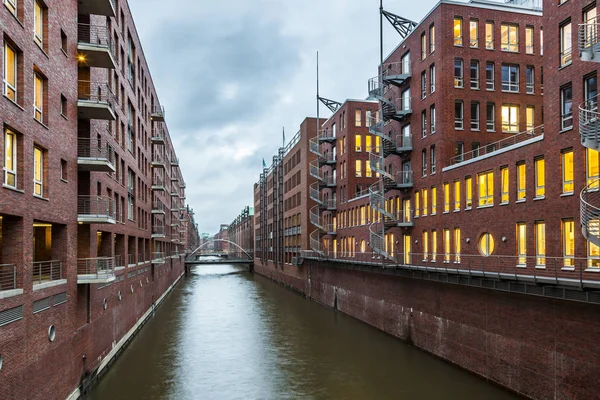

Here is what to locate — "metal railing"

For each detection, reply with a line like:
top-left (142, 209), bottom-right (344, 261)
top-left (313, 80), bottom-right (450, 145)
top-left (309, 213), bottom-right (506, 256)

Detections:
top-left (394, 133), bottom-right (412, 150)
top-left (579, 96), bottom-right (600, 148)
top-left (152, 176), bottom-right (164, 188)
top-left (309, 229), bottom-right (324, 255)
top-left (581, 179), bottom-right (600, 246)
top-left (138, 253), bottom-right (145, 264)
top-left (115, 255), bottom-right (125, 268)
top-left (77, 81), bottom-right (117, 107)
top-left (152, 252), bottom-right (165, 263)
top-left (0, 264), bottom-right (17, 291)
top-left (309, 182), bottom-right (322, 204)
top-left (77, 138), bottom-right (115, 163)
top-left (128, 254), bottom-right (135, 266)
top-left (318, 128), bottom-right (336, 142)
top-left (32, 261), bottom-right (63, 285)
top-left (152, 224), bottom-right (166, 236)
top-left (152, 200), bottom-right (166, 213)
top-left (382, 59), bottom-right (411, 78)
top-left (151, 126), bottom-right (165, 142)
top-left (309, 137), bottom-right (322, 158)
top-left (151, 105), bottom-right (165, 120)
top-left (171, 156), bottom-right (179, 166)
top-left (394, 170), bottom-right (414, 186)
top-left (578, 19), bottom-right (600, 52)
top-left (309, 205), bottom-right (323, 230)
top-left (78, 196), bottom-right (116, 219)
top-left (77, 257), bottom-right (114, 276)
top-left (450, 125), bottom-right (544, 165)
top-left (152, 152), bottom-right (165, 165)
top-left (77, 23), bottom-right (116, 57)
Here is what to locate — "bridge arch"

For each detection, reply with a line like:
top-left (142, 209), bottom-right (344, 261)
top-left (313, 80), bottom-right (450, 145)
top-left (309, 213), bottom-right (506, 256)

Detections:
top-left (186, 239), bottom-right (253, 261)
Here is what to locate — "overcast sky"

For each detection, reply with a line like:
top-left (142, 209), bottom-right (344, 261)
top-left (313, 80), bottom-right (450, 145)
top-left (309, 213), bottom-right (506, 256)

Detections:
top-left (129, 0), bottom-right (438, 235)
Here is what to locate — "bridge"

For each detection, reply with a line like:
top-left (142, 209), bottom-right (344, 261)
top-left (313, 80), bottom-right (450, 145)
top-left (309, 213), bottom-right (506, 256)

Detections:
top-left (185, 240), bottom-right (254, 271)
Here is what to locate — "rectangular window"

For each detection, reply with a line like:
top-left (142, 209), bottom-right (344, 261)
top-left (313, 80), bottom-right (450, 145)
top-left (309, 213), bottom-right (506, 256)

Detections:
top-left (501, 24), bottom-right (518, 52)
top-left (430, 105), bottom-right (436, 134)
top-left (455, 101), bottom-right (464, 129)
top-left (365, 159), bottom-right (372, 178)
top-left (444, 229), bottom-right (451, 262)
top-left (587, 148), bottom-right (599, 188)
top-left (454, 228), bottom-right (461, 263)
top-left (355, 109), bottom-right (361, 127)
top-left (429, 25), bottom-right (435, 53)
top-left (454, 18), bottom-right (463, 46)
top-left (516, 222), bottom-right (526, 266)
top-left (526, 66), bottom-right (534, 94)
top-left (365, 135), bottom-right (372, 153)
top-left (517, 162), bottom-right (526, 201)
top-left (478, 171), bottom-right (494, 206)
top-left (501, 104), bottom-right (519, 133)
top-left (561, 84), bottom-right (573, 130)
top-left (588, 241), bottom-right (600, 268)
top-left (4, 43), bottom-right (17, 102)
top-left (535, 157), bottom-right (545, 198)
top-left (33, 146), bottom-right (43, 196)
top-left (526, 106), bottom-right (535, 132)
top-left (33, 72), bottom-right (43, 122)
top-left (454, 59), bottom-right (463, 88)
top-left (431, 186), bottom-right (437, 214)
top-left (60, 159), bottom-right (67, 181)
top-left (526, 26), bottom-right (534, 54)
top-left (34, 1), bottom-right (44, 47)
top-left (454, 180), bottom-right (461, 211)
top-left (415, 191), bottom-right (420, 218)
top-left (355, 160), bottom-right (362, 177)
top-left (432, 230), bottom-right (437, 261)
top-left (465, 177), bottom-right (472, 209)
top-left (470, 20), bottom-right (478, 48)
top-left (487, 103), bottom-right (495, 131)
top-left (421, 149), bottom-right (427, 177)
top-left (455, 142), bottom-right (464, 162)
top-left (471, 102), bottom-right (480, 131)
top-left (562, 149), bottom-right (574, 193)
top-left (501, 64), bottom-right (519, 92)
top-left (4, 0), bottom-right (16, 15)
top-left (4, 129), bottom-right (16, 187)
top-left (443, 182), bottom-right (450, 213)
top-left (501, 166), bottom-right (509, 203)
top-left (430, 145), bottom-right (436, 174)
top-left (355, 134), bottom-right (362, 152)
top-left (560, 21), bottom-right (572, 67)
top-left (423, 231), bottom-right (429, 260)
top-left (470, 60), bottom-right (479, 89)
top-left (421, 110), bottom-right (427, 138)
top-left (563, 219), bottom-right (575, 267)
top-left (535, 221), bottom-right (546, 267)
top-left (485, 22), bottom-right (494, 49)
top-left (423, 188), bottom-right (428, 216)
top-left (421, 33), bottom-right (426, 60)
top-left (486, 62), bottom-right (494, 90)
top-left (421, 71), bottom-right (426, 99)
top-left (430, 64), bottom-right (436, 93)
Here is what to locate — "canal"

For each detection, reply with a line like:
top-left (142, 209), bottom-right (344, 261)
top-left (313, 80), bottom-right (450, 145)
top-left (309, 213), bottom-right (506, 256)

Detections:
top-left (88, 263), bottom-right (520, 400)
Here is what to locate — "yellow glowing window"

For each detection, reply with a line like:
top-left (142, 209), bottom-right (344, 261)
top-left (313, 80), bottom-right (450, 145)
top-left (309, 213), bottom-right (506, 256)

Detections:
top-left (355, 110), bottom-right (362, 127)
top-left (516, 222), bottom-right (526, 265)
top-left (485, 22), bottom-right (494, 49)
top-left (526, 26), bottom-right (534, 54)
top-left (562, 150), bottom-right (574, 193)
top-left (34, 72), bottom-right (43, 122)
top-left (34, 146), bottom-right (43, 196)
top-left (402, 234), bottom-right (410, 264)
top-left (535, 221), bottom-right (546, 266)
top-left (4, 43), bottom-right (16, 102)
top-left (443, 182), bottom-right (450, 212)
top-left (465, 177), bottom-right (472, 208)
top-left (501, 105), bottom-right (519, 132)
top-left (423, 231), bottom-right (429, 260)
top-left (517, 163), bottom-right (526, 200)
top-left (415, 191), bottom-right (420, 217)
top-left (478, 233), bottom-right (495, 256)
top-left (526, 106), bottom-right (535, 131)
top-left (375, 136), bottom-right (381, 153)
top-left (34, 1), bottom-right (43, 47)
top-left (422, 188), bottom-right (428, 216)
top-left (4, 0), bottom-right (16, 15)
top-left (4, 130), bottom-right (16, 187)
top-left (470, 20), bottom-right (478, 47)
top-left (365, 135), bottom-right (372, 153)
top-left (588, 241), bottom-right (600, 268)
top-left (355, 134), bottom-right (362, 152)
top-left (478, 171), bottom-right (494, 206)
top-left (431, 186), bottom-right (437, 214)
top-left (365, 160), bottom-right (372, 177)
top-left (355, 160), bottom-right (361, 177)
top-left (501, 24), bottom-right (518, 52)
top-left (403, 199), bottom-right (411, 223)
top-left (454, 180), bottom-right (460, 211)
top-left (454, 228), bottom-right (461, 262)
top-left (587, 148), bottom-right (599, 188)
top-left (360, 206), bottom-right (365, 225)
top-left (562, 219), bottom-right (575, 266)
top-left (535, 158), bottom-right (545, 198)
top-left (501, 167), bottom-right (509, 203)
top-left (444, 229), bottom-right (451, 262)
top-left (454, 18), bottom-right (463, 46)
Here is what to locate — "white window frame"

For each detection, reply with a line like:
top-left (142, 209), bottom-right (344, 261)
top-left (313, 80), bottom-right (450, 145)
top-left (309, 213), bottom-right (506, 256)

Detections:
top-left (430, 105), bottom-right (436, 134)
top-left (455, 101), bottom-right (464, 129)
top-left (430, 146), bottom-right (436, 174)
top-left (33, 0), bottom-right (43, 47)
top-left (33, 72), bottom-right (43, 122)
top-left (560, 22), bottom-right (572, 67)
top-left (502, 104), bottom-right (519, 133)
top-left (526, 66), bottom-right (534, 94)
top-left (561, 85), bottom-right (573, 130)
top-left (487, 103), bottom-right (495, 132)
top-left (501, 24), bottom-right (519, 52)
top-left (486, 62), bottom-right (494, 91)
top-left (430, 64), bottom-right (435, 93)
top-left (501, 64), bottom-right (519, 92)
top-left (525, 26), bottom-right (534, 54)
top-left (471, 102), bottom-right (480, 131)
top-left (4, 43), bottom-right (17, 102)
top-left (454, 59), bottom-right (463, 88)
top-left (470, 60), bottom-right (479, 89)
top-left (4, 129), bottom-right (16, 188)
top-left (33, 146), bottom-right (43, 197)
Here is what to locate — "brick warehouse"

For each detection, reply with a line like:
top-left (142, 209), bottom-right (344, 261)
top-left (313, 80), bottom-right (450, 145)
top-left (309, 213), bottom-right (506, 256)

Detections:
top-left (227, 205), bottom-right (254, 259)
top-left (0, 0), bottom-right (197, 398)
top-left (252, 0), bottom-right (600, 399)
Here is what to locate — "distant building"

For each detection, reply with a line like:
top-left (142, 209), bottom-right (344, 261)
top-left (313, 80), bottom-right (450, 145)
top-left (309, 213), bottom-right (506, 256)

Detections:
top-left (228, 206), bottom-right (254, 258)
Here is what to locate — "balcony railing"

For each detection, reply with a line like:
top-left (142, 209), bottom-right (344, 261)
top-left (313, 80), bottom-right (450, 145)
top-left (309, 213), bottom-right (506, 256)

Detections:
top-left (77, 257), bottom-right (115, 284)
top-left (77, 81), bottom-right (117, 120)
top-left (171, 156), bottom-right (179, 166)
top-left (152, 152), bottom-right (165, 167)
top-left (579, 95), bottom-right (600, 149)
top-left (579, 19), bottom-right (600, 61)
top-left (32, 261), bottom-right (63, 285)
top-left (152, 200), bottom-right (166, 213)
top-left (152, 252), bottom-right (165, 264)
top-left (151, 126), bottom-right (165, 143)
top-left (151, 105), bottom-right (165, 122)
top-left (152, 225), bottom-right (166, 237)
top-left (581, 180), bottom-right (600, 247)
top-left (77, 138), bottom-right (115, 172)
top-left (77, 196), bottom-right (116, 223)
top-left (115, 255), bottom-right (125, 268)
top-left (77, 23), bottom-right (116, 69)
top-left (0, 264), bottom-right (17, 291)
top-left (128, 254), bottom-right (135, 266)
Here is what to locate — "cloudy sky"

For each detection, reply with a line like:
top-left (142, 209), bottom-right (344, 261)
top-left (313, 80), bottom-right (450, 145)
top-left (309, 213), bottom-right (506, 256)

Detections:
top-left (129, 0), bottom-right (438, 234)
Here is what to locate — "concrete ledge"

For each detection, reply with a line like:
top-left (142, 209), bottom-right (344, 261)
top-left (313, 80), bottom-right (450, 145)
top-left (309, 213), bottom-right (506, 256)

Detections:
top-left (33, 279), bottom-right (67, 291)
top-left (0, 288), bottom-right (23, 299)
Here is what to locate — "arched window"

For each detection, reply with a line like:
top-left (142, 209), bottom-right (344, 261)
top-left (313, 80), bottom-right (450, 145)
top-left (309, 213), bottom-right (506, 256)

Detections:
top-left (478, 233), bottom-right (495, 256)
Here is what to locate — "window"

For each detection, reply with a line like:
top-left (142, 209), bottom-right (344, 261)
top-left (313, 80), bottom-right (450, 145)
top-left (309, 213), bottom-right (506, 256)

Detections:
top-left (486, 62), bottom-right (494, 90)
top-left (415, 191), bottom-right (420, 218)
top-left (465, 177), bottom-right (472, 209)
top-left (444, 229), bottom-right (451, 262)
top-left (60, 30), bottom-right (67, 54)
top-left (4, 42), bottom-right (17, 102)
top-left (526, 26), bottom-right (534, 54)
top-left (588, 241), bottom-right (600, 268)
top-left (4, 129), bottom-right (16, 187)
top-left (455, 101), bottom-right (464, 129)
top-left (430, 145), bottom-right (436, 174)
top-left (365, 111), bottom-right (372, 127)
top-left (365, 159), bottom-right (372, 178)
top-left (479, 233), bottom-right (495, 256)
top-left (423, 188), bottom-right (428, 216)
top-left (454, 18), bottom-right (463, 46)
top-left (355, 160), bottom-right (362, 177)
top-left (487, 103), bottom-right (495, 131)
top-left (485, 22), bottom-right (494, 49)
top-left (421, 33), bottom-right (426, 60)
top-left (60, 159), bottom-right (67, 181)
top-left (421, 71), bottom-right (426, 99)
top-left (583, 7), bottom-right (598, 49)
top-left (584, 73), bottom-right (598, 109)
top-left (423, 231), bottom-right (429, 260)
top-left (516, 162), bottom-right (526, 201)
top-left (33, 72), bottom-right (43, 122)
top-left (561, 84), bottom-right (573, 130)
top-left (501, 105), bottom-right (519, 132)
top-left (535, 157), bottom-right (545, 198)
top-left (33, 146), bottom-right (43, 196)
top-left (501, 64), bottom-right (519, 92)
top-left (526, 106), bottom-right (535, 132)
top-left (431, 186), bottom-right (437, 214)
top-left (454, 228), bottom-right (461, 263)
top-left (526, 66), bottom-right (534, 94)
top-left (60, 95), bottom-right (67, 118)
top-left (471, 102), bottom-right (480, 131)
top-left (455, 142), bottom-right (464, 162)
top-left (478, 171), bottom-right (494, 206)
top-left (587, 148), bottom-right (599, 188)
top-left (562, 219), bottom-right (575, 267)
top-left (501, 24), bottom-right (518, 52)
top-left (469, 20), bottom-right (478, 47)
top-left (535, 221), bottom-right (546, 267)
top-left (430, 64), bottom-right (435, 93)
top-left (562, 149), bottom-right (574, 193)
top-left (470, 60), bottom-right (479, 89)
top-left (501, 166), bottom-right (509, 204)
top-left (4, 0), bottom-right (16, 15)
top-left (355, 135), bottom-right (362, 152)
top-left (421, 110), bottom-right (427, 138)
top-left (429, 25), bottom-right (435, 53)
top-left (432, 230), bottom-right (437, 261)
top-left (421, 149), bottom-right (427, 177)
top-left (516, 222), bottom-right (526, 266)
top-left (454, 181), bottom-right (461, 211)
top-left (34, 1), bottom-right (44, 48)
top-left (430, 105), bottom-right (436, 134)
top-left (454, 59), bottom-right (463, 88)
top-left (401, 89), bottom-right (410, 112)
top-left (355, 110), bottom-right (361, 127)
top-left (560, 21), bottom-right (572, 67)
top-left (443, 182), bottom-right (450, 212)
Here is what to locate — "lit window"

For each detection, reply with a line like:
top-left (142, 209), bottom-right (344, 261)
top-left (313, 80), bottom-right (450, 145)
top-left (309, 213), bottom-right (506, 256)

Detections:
top-left (34, 1), bottom-right (44, 47)
top-left (415, 191), bottom-right (420, 218)
top-left (526, 106), bottom-right (535, 132)
top-left (454, 18), bottom-right (463, 46)
top-left (486, 62), bottom-right (494, 90)
top-left (4, 0), bottom-right (16, 15)
top-left (485, 22), bottom-right (494, 49)
top-left (34, 72), bottom-right (43, 122)
top-left (470, 60), bottom-right (479, 89)
top-left (454, 180), bottom-right (460, 211)
top-left (588, 241), bottom-right (600, 268)
top-left (443, 182), bottom-right (450, 213)
top-left (443, 229), bottom-right (451, 262)
top-left (501, 24), bottom-right (518, 52)
top-left (501, 64), bottom-right (519, 92)
top-left (429, 25), bottom-right (435, 53)
top-left (455, 101), bottom-right (464, 129)
top-left (562, 150), bottom-right (574, 193)
top-left (560, 21), bottom-right (572, 67)
top-left (355, 160), bottom-right (361, 177)
top-left (487, 103), bottom-right (495, 131)
top-left (365, 160), bottom-right (372, 178)
top-left (403, 199), bottom-right (412, 223)
top-left (33, 146), bottom-right (43, 196)
top-left (479, 233), bottom-right (495, 256)
top-left (431, 187), bottom-right (437, 215)
top-left (535, 221), bottom-right (546, 267)
top-left (470, 20), bottom-right (478, 47)
top-left (583, 7), bottom-right (598, 49)
top-left (535, 157), bottom-right (545, 198)
top-left (465, 177), bottom-right (472, 209)
top-left (478, 171), bottom-right (494, 207)
top-left (432, 230), bottom-right (437, 261)
top-left (501, 166), bottom-right (509, 203)
top-left (365, 135), bottom-right (372, 153)
top-left (454, 59), bottom-right (463, 88)
top-left (423, 231), bottom-right (429, 260)
top-left (516, 222), bottom-right (526, 266)
top-left (526, 26), bottom-right (534, 54)
top-left (561, 84), bottom-right (573, 130)
top-left (403, 234), bottom-right (411, 264)
top-left (4, 129), bottom-right (17, 187)
top-left (454, 228), bottom-right (461, 263)
top-left (517, 163), bottom-right (526, 201)
top-left (4, 43), bottom-right (17, 102)
top-left (421, 33), bottom-right (426, 60)
top-left (355, 110), bottom-right (361, 127)
top-left (471, 102), bottom-right (480, 131)
top-left (587, 148), bottom-right (599, 188)
top-left (355, 134), bottom-right (361, 152)
top-left (562, 219), bottom-right (575, 267)
top-left (501, 104), bottom-right (519, 133)
top-left (422, 188), bottom-right (428, 216)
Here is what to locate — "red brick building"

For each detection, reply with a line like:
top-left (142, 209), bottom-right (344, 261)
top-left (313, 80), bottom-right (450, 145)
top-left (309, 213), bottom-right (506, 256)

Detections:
top-left (0, 0), bottom-right (191, 398)
top-left (228, 206), bottom-right (254, 258)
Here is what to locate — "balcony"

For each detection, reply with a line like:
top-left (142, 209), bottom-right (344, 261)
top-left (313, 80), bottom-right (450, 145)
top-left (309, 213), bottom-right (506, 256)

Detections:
top-left (152, 252), bottom-right (165, 264)
top-left (390, 97), bottom-right (412, 121)
top-left (319, 151), bottom-right (336, 166)
top-left (581, 180), bottom-right (600, 247)
top-left (0, 264), bottom-right (20, 296)
top-left (78, 0), bottom-right (115, 17)
top-left (151, 106), bottom-right (165, 122)
top-left (152, 177), bottom-right (166, 191)
top-left (325, 198), bottom-right (337, 211)
top-left (579, 19), bottom-right (600, 62)
top-left (171, 156), bottom-right (179, 166)
top-left (382, 133), bottom-right (412, 157)
top-left (77, 24), bottom-right (116, 69)
top-left (77, 196), bottom-right (116, 224)
top-left (32, 261), bottom-right (64, 289)
top-left (180, 182), bottom-right (186, 189)
top-left (152, 224), bottom-right (166, 238)
top-left (391, 170), bottom-right (414, 190)
top-left (152, 200), bottom-right (166, 214)
top-left (381, 60), bottom-right (411, 87)
top-left (77, 81), bottom-right (117, 120)
top-left (580, 96), bottom-right (600, 149)
top-left (77, 257), bottom-right (116, 284)
top-left (318, 129), bottom-right (337, 143)
top-left (151, 126), bottom-right (165, 144)
top-left (152, 152), bottom-right (165, 168)
top-left (77, 138), bottom-right (115, 172)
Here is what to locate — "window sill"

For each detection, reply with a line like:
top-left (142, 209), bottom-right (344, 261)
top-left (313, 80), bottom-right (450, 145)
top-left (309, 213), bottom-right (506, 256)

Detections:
top-left (60, 178), bottom-right (68, 184)
top-left (535, 265), bottom-right (546, 269)
top-left (34, 118), bottom-right (49, 130)
top-left (501, 90), bottom-right (520, 94)
top-left (3, 184), bottom-right (23, 193)
top-left (471, 87), bottom-right (480, 91)
top-left (61, 48), bottom-right (68, 58)
top-left (533, 196), bottom-right (545, 201)
top-left (0, 288), bottom-right (23, 300)
top-left (33, 41), bottom-right (50, 59)
top-left (443, 211), bottom-right (449, 214)
top-left (61, 113), bottom-right (68, 121)
top-left (465, 207), bottom-right (472, 211)
top-left (477, 204), bottom-right (493, 209)
top-left (4, 95), bottom-right (24, 111)
top-left (516, 264), bottom-right (527, 269)
top-left (560, 192), bottom-right (574, 197)
top-left (516, 199), bottom-right (526, 204)
top-left (561, 267), bottom-right (575, 271)
top-left (486, 89), bottom-right (495, 92)
top-left (500, 202), bottom-right (509, 206)
top-left (559, 127), bottom-right (573, 134)
top-left (558, 62), bottom-right (572, 71)
top-left (33, 194), bottom-right (49, 201)
top-left (453, 209), bottom-right (460, 213)
top-left (585, 268), bottom-right (600, 273)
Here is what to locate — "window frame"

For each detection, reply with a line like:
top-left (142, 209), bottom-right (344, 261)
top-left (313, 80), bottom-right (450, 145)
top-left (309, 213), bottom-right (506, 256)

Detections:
top-left (501, 23), bottom-right (519, 52)
top-left (501, 64), bottom-right (519, 93)
top-left (487, 103), bottom-right (496, 132)
top-left (470, 60), bottom-right (479, 90)
top-left (4, 42), bottom-right (17, 102)
top-left (559, 20), bottom-right (572, 67)
top-left (486, 62), bottom-right (494, 91)
top-left (501, 166), bottom-right (509, 204)
top-left (516, 222), bottom-right (527, 266)
top-left (562, 149), bottom-right (574, 194)
top-left (485, 21), bottom-right (494, 49)
top-left (501, 104), bottom-right (519, 133)
top-left (477, 170), bottom-right (494, 207)
top-left (534, 157), bottom-right (545, 198)
top-left (561, 84), bottom-right (573, 130)
top-left (517, 162), bottom-right (526, 201)
top-left (454, 17), bottom-right (463, 46)
top-left (33, 145), bottom-right (43, 197)
top-left (471, 102), bottom-right (480, 131)
top-left (470, 20), bottom-right (479, 48)
top-left (33, 72), bottom-right (43, 122)
top-left (535, 221), bottom-right (546, 267)
top-left (455, 101), bottom-right (464, 130)
top-left (4, 129), bottom-right (17, 188)
top-left (454, 59), bottom-right (464, 88)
